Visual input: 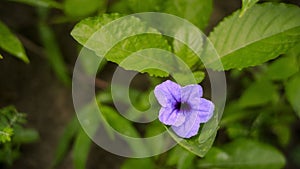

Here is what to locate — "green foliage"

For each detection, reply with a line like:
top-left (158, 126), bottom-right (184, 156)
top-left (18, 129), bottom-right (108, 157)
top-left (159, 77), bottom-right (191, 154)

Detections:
top-left (0, 127), bottom-right (13, 143)
top-left (208, 3), bottom-right (300, 70)
top-left (121, 158), bottom-right (155, 169)
top-left (11, 0), bottom-right (63, 9)
top-left (0, 106), bottom-right (39, 166)
top-left (73, 128), bottom-right (92, 169)
top-left (71, 14), bottom-right (172, 77)
top-left (110, 0), bottom-right (213, 30)
top-left (110, 0), bottom-right (163, 13)
top-left (166, 146), bottom-right (196, 169)
top-left (164, 0), bottom-right (213, 30)
top-left (285, 73), bottom-right (300, 118)
top-left (198, 139), bottom-right (285, 169)
top-left (38, 8), bottom-right (71, 85)
top-left (63, 0), bottom-right (107, 17)
top-left (238, 79), bottom-right (278, 108)
top-left (167, 113), bottom-right (219, 157)
top-left (36, 0), bottom-right (300, 168)
top-left (264, 55), bottom-right (298, 80)
top-left (0, 106), bottom-right (25, 144)
top-left (172, 26), bottom-right (203, 69)
top-left (71, 13), bottom-right (121, 45)
top-left (51, 117), bottom-right (80, 167)
top-left (240, 0), bottom-right (259, 17)
top-left (0, 20), bottom-right (29, 63)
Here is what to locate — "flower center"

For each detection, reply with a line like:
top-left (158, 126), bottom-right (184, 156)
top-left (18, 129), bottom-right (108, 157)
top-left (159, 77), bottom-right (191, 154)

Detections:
top-left (175, 101), bottom-right (191, 111)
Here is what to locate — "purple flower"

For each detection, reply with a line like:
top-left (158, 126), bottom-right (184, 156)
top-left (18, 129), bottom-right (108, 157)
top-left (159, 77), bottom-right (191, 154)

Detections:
top-left (154, 80), bottom-right (214, 138)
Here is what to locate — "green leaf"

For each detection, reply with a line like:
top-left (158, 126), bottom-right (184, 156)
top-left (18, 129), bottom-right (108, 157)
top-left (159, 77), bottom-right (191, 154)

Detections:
top-left (79, 48), bottom-right (107, 75)
top-left (64, 0), bottom-right (106, 17)
top-left (198, 112), bottom-right (219, 144)
top-left (71, 14), bottom-right (173, 77)
top-left (272, 124), bottom-right (291, 147)
top-left (144, 121), bottom-right (166, 155)
top-left (240, 0), bottom-right (259, 17)
top-left (166, 146), bottom-right (196, 169)
top-left (193, 71), bottom-right (205, 83)
top-left (167, 127), bottom-right (218, 157)
top-left (51, 117), bottom-right (80, 168)
top-left (100, 106), bottom-right (140, 138)
top-left (121, 158), bottom-right (155, 169)
top-left (0, 53), bottom-right (3, 59)
top-left (10, 0), bottom-right (63, 9)
top-left (164, 0), bottom-right (213, 30)
top-left (172, 71), bottom-right (205, 86)
top-left (71, 13), bottom-right (121, 45)
top-left (98, 105), bottom-right (149, 156)
top-left (165, 109), bottom-right (220, 157)
top-left (208, 3), bottom-right (300, 70)
top-left (264, 55), bottom-right (298, 80)
top-left (38, 21), bottom-right (70, 85)
top-left (13, 128), bottom-right (39, 144)
top-left (226, 123), bottom-right (249, 139)
top-left (167, 111), bottom-right (218, 157)
top-left (73, 128), bottom-right (92, 169)
top-left (0, 21), bottom-right (29, 63)
top-left (198, 139), bottom-right (286, 169)
top-left (285, 73), bottom-right (300, 118)
top-left (172, 26), bottom-right (203, 68)
top-left (107, 39), bottom-right (172, 77)
top-left (238, 79), bottom-right (278, 108)
top-left (177, 149), bottom-right (196, 169)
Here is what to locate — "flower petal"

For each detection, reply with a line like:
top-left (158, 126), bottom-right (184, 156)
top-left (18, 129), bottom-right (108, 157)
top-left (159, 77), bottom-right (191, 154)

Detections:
top-left (154, 80), bottom-right (181, 107)
top-left (171, 112), bottom-right (201, 138)
top-left (158, 107), bottom-right (185, 126)
top-left (181, 84), bottom-right (203, 108)
top-left (196, 98), bottom-right (214, 123)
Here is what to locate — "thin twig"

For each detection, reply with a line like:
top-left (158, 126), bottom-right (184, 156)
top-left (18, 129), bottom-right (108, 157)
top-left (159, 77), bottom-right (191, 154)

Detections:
top-left (17, 34), bottom-right (46, 57)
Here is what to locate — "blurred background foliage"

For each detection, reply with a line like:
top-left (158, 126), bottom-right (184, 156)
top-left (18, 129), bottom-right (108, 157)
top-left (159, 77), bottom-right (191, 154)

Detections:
top-left (0, 0), bottom-right (299, 169)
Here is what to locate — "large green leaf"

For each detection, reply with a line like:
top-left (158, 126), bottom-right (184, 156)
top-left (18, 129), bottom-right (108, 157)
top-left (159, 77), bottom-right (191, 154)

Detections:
top-left (285, 73), bottom-right (300, 118)
top-left (164, 0), bottom-right (213, 30)
top-left (167, 128), bottom-right (217, 158)
top-left (71, 14), bottom-right (173, 77)
top-left (0, 21), bottom-right (29, 63)
top-left (208, 3), bottom-right (300, 70)
top-left (238, 79), bottom-right (278, 108)
top-left (264, 54), bottom-right (298, 80)
top-left (166, 112), bottom-right (219, 157)
top-left (71, 13), bottom-right (121, 45)
top-left (240, 0), bottom-right (259, 17)
top-left (172, 26), bottom-right (203, 69)
top-left (198, 139), bottom-right (286, 169)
